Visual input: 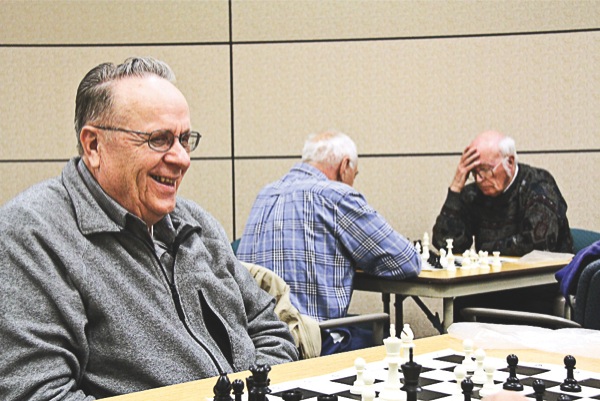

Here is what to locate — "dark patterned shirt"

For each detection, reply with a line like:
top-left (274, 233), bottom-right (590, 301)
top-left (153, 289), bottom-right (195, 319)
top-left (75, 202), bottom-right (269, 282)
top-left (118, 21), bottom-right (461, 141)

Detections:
top-left (432, 163), bottom-right (573, 256)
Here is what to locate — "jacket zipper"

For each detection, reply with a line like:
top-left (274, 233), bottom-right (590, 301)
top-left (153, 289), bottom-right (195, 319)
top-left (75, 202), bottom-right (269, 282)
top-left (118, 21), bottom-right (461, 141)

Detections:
top-left (133, 228), bottom-right (225, 375)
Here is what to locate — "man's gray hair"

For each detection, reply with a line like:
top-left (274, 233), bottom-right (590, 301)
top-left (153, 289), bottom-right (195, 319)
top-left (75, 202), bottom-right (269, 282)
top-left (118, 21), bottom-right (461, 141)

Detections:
top-left (301, 130), bottom-right (358, 169)
top-left (74, 57), bottom-right (176, 155)
top-left (499, 135), bottom-right (518, 175)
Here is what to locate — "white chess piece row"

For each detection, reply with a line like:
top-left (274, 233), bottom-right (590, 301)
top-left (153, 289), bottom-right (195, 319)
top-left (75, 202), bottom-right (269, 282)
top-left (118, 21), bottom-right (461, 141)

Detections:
top-left (454, 339), bottom-right (501, 398)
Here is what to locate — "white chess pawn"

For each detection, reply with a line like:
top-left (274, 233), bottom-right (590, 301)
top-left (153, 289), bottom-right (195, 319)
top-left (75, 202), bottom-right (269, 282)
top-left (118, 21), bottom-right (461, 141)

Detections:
top-left (472, 348), bottom-right (487, 384)
top-left (479, 251), bottom-right (490, 271)
top-left (492, 251), bottom-right (502, 270)
top-left (461, 339), bottom-right (476, 372)
top-left (400, 323), bottom-right (414, 363)
top-left (453, 364), bottom-right (467, 395)
top-left (439, 248), bottom-right (448, 268)
top-left (461, 251), bottom-right (471, 269)
top-left (478, 360), bottom-right (500, 397)
top-left (361, 371), bottom-right (378, 401)
top-left (350, 357), bottom-right (367, 394)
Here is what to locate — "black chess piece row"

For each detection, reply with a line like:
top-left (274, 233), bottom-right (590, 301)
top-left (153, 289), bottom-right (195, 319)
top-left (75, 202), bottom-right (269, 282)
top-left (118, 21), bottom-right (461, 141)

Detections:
top-left (213, 364), bottom-right (273, 401)
top-left (499, 353), bottom-right (581, 401)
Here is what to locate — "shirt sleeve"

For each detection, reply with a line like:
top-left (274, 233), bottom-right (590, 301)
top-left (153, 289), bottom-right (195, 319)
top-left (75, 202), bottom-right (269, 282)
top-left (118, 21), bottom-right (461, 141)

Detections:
top-left (335, 192), bottom-right (421, 279)
top-left (0, 221), bottom-right (94, 401)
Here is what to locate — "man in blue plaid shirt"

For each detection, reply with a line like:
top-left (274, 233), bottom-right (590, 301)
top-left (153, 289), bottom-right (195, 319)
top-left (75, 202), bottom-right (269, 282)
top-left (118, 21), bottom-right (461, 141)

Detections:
top-left (237, 131), bottom-right (421, 351)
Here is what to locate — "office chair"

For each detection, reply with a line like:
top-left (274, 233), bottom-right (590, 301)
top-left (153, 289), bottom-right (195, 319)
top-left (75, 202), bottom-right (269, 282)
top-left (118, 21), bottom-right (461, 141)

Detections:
top-left (461, 259), bottom-right (600, 330)
top-left (571, 228), bottom-right (600, 253)
top-left (240, 261), bottom-right (389, 358)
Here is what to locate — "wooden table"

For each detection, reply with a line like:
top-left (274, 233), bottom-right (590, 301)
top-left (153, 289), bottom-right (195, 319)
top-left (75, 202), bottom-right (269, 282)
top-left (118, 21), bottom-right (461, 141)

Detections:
top-left (353, 257), bottom-right (572, 333)
top-left (104, 334), bottom-right (599, 401)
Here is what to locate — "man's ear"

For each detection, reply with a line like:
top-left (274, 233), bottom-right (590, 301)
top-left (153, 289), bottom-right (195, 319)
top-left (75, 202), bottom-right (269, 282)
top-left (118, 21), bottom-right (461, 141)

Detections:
top-left (338, 157), bottom-right (352, 182)
top-left (80, 126), bottom-right (101, 169)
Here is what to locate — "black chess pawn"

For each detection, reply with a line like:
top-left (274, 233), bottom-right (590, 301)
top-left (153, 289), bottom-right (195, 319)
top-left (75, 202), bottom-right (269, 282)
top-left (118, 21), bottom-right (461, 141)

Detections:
top-left (532, 379), bottom-right (545, 401)
top-left (558, 395), bottom-right (573, 401)
top-left (213, 372), bottom-right (233, 401)
top-left (281, 389), bottom-right (303, 401)
top-left (503, 354), bottom-right (524, 391)
top-left (317, 395), bottom-right (337, 401)
top-left (250, 364), bottom-right (272, 401)
top-left (232, 379), bottom-right (245, 401)
top-left (400, 347), bottom-right (422, 401)
top-left (560, 355), bottom-right (582, 393)
top-left (461, 377), bottom-right (474, 401)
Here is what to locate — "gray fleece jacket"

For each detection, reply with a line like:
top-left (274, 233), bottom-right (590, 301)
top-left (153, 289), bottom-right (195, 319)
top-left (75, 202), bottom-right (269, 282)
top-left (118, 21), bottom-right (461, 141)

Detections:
top-left (0, 158), bottom-right (298, 401)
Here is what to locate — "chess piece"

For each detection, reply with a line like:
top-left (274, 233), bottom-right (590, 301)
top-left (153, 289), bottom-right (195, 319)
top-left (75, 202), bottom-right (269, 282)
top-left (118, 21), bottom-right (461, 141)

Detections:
top-left (400, 323), bottom-right (414, 363)
top-left (379, 359), bottom-right (405, 401)
top-left (232, 379), bottom-right (245, 401)
top-left (461, 377), bottom-right (474, 401)
top-left (249, 364), bottom-right (272, 401)
top-left (461, 251), bottom-right (471, 268)
top-left (532, 379), bottom-right (545, 401)
top-left (461, 339), bottom-right (476, 372)
top-left (560, 355), bottom-right (582, 392)
top-left (422, 232), bottom-right (431, 262)
top-left (492, 251), bottom-right (502, 271)
top-left (446, 238), bottom-right (456, 271)
top-left (400, 348), bottom-right (422, 401)
top-left (471, 348), bottom-right (486, 385)
top-left (503, 354), bottom-right (523, 391)
top-left (281, 390), bottom-right (303, 401)
top-left (454, 364), bottom-right (467, 395)
top-left (246, 375), bottom-right (255, 401)
top-left (478, 360), bottom-right (500, 398)
top-left (317, 395), bottom-right (338, 401)
top-left (363, 371), bottom-right (385, 401)
top-left (384, 324), bottom-right (401, 362)
top-left (439, 248), bottom-right (448, 268)
top-left (350, 357), bottom-right (367, 394)
top-left (214, 373), bottom-right (233, 401)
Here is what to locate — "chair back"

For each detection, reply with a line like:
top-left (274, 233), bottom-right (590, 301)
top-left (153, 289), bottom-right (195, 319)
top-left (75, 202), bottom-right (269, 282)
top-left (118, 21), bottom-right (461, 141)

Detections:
top-left (571, 228), bottom-right (600, 253)
top-left (573, 258), bottom-right (600, 329)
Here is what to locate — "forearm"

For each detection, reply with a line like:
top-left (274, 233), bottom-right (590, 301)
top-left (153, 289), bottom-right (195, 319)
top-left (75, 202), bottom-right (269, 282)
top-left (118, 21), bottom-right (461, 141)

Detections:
top-left (248, 300), bottom-right (299, 365)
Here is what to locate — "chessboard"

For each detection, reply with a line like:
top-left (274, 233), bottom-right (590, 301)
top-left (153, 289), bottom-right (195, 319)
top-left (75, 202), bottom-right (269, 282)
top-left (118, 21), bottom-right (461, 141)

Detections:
top-left (219, 348), bottom-right (600, 401)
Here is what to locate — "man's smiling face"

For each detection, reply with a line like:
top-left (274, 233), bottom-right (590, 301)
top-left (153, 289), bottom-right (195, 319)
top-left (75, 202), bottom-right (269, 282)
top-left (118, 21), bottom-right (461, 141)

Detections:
top-left (90, 75), bottom-right (192, 226)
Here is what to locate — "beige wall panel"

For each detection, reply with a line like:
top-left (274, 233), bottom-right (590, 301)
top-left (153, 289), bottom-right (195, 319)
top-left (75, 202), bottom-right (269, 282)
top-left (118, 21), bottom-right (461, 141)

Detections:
top-left (234, 159), bottom-right (301, 237)
top-left (1, 0), bottom-right (229, 44)
top-left (520, 153), bottom-right (600, 232)
top-left (178, 159), bottom-right (234, 239)
top-left (232, 0), bottom-right (600, 42)
top-left (233, 32), bottom-right (599, 157)
top-left (0, 46), bottom-right (231, 160)
top-left (0, 162), bottom-right (65, 206)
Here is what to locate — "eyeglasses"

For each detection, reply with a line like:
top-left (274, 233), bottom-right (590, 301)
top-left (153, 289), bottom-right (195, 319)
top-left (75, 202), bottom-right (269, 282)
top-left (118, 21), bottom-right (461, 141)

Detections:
top-left (471, 158), bottom-right (506, 180)
top-left (92, 125), bottom-right (201, 153)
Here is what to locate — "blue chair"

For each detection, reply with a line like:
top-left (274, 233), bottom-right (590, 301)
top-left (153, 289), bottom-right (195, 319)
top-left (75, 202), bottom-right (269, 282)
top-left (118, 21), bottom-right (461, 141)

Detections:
top-left (231, 238), bottom-right (241, 255)
top-left (571, 228), bottom-right (600, 253)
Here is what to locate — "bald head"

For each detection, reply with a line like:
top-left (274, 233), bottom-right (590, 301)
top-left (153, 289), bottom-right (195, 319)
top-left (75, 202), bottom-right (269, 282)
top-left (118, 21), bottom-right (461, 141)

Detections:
top-left (469, 130), bottom-right (518, 196)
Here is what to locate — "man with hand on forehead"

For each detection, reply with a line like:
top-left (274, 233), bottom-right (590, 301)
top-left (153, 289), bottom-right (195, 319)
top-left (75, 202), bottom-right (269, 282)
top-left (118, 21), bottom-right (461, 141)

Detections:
top-left (0, 57), bottom-right (297, 401)
top-left (432, 130), bottom-right (573, 256)
top-left (431, 130), bottom-right (573, 320)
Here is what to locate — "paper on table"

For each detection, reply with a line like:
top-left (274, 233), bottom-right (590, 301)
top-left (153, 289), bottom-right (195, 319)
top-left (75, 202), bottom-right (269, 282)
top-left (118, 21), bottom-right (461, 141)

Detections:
top-left (447, 322), bottom-right (600, 359)
top-left (517, 250), bottom-right (574, 263)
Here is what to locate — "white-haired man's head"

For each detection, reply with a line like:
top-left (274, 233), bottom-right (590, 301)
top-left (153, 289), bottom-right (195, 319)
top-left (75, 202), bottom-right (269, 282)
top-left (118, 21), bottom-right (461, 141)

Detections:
top-left (302, 130), bottom-right (359, 187)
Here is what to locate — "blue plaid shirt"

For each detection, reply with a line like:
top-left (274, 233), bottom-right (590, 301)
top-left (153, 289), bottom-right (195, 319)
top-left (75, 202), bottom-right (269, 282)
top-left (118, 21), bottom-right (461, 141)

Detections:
top-left (237, 163), bottom-right (421, 321)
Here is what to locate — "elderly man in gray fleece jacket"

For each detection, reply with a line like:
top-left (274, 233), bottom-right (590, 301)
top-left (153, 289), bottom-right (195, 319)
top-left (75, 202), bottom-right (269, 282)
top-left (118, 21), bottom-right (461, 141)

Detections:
top-left (0, 57), bottom-right (298, 401)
